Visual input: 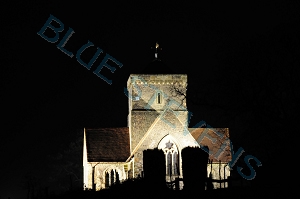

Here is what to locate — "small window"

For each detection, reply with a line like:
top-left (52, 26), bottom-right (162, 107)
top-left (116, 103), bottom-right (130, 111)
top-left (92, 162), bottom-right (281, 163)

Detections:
top-left (110, 170), bottom-right (114, 185)
top-left (105, 172), bottom-right (109, 187)
top-left (157, 92), bottom-right (161, 104)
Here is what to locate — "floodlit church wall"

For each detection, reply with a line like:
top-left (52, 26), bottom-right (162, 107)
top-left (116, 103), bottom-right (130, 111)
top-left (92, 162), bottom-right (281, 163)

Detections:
top-left (132, 149), bottom-right (144, 177)
top-left (128, 74), bottom-right (191, 157)
top-left (83, 163), bottom-right (92, 190)
top-left (83, 71), bottom-right (233, 191)
top-left (84, 163), bottom-right (128, 191)
top-left (207, 163), bottom-right (231, 189)
top-left (127, 74), bottom-right (187, 111)
top-left (176, 111), bottom-right (189, 128)
top-left (131, 113), bottom-right (199, 178)
top-left (130, 110), bottom-right (160, 150)
top-left (133, 83), bottom-right (186, 111)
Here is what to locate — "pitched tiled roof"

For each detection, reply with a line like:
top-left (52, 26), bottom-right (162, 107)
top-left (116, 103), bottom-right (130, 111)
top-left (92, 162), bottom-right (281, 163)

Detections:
top-left (85, 127), bottom-right (130, 162)
top-left (189, 128), bottom-right (232, 162)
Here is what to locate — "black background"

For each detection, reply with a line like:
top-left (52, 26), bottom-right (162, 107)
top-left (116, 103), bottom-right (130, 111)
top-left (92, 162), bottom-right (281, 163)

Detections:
top-left (1, 1), bottom-right (299, 198)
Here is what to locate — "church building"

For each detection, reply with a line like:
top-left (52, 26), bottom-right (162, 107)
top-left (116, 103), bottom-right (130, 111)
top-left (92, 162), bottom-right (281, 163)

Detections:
top-left (83, 43), bottom-right (232, 190)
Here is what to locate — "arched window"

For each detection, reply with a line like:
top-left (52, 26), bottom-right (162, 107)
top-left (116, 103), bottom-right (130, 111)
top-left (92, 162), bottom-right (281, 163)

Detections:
top-left (115, 170), bottom-right (120, 183)
top-left (110, 170), bottom-right (114, 185)
top-left (104, 169), bottom-right (121, 188)
top-left (158, 136), bottom-right (179, 177)
top-left (105, 172), bottom-right (109, 187)
top-left (173, 152), bottom-right (179, 175)
top-left (167, 152), bottom-right (172, 175)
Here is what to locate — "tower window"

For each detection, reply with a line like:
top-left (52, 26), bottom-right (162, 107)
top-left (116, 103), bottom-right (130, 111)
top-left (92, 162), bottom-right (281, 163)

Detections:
top-left (157, 92), bottom-right (161, 104)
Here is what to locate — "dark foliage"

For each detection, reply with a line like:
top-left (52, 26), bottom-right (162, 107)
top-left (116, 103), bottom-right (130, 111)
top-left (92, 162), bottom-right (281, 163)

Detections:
top-left (44, 183), bottom-right (285, 199)
top-left (143, 148), bottom-right (166, 187)
top-left (182, 146), bottom-right (209, 191)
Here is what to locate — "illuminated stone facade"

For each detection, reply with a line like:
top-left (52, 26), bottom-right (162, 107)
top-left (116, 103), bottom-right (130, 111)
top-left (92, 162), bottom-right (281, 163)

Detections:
top-left (83, 73), bottom-right (232, 191)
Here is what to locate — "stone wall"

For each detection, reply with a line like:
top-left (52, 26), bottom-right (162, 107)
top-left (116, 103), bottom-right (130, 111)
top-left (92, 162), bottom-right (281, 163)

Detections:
top-left (83, 73), bottom-right (232, 191)
top-left (131, 109), bottom-right (199, 178)
top-left (207, 163), bottom-right (231, 189)
top-left (130, 111), bottom-right (160, 151)
top-left (127, 74), bottom-right (187, 112)
top-left (83, 162), bottom-right (130, 191)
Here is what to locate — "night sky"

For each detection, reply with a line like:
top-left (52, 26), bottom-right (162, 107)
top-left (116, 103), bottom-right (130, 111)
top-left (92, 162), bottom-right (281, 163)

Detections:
top-left (1, 1), bottom-right (299, 198)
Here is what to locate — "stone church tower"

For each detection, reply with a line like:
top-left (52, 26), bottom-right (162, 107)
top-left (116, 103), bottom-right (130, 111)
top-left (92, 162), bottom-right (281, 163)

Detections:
top-left (127, 72), bottom-right (198, 179)
top-left (83, 43), bottom-right (232, 190)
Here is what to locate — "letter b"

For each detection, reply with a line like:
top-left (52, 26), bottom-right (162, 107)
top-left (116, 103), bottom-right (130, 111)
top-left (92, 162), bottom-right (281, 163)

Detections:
top-left (37, 14), bottom-right (64, 43)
